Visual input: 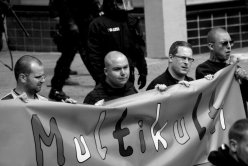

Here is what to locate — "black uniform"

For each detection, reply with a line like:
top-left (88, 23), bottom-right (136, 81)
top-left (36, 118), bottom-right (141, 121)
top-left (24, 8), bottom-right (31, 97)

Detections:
top-left (87, 2), bottom-right (147, 86)
top-left (49, 0), bottom-right (100, 101)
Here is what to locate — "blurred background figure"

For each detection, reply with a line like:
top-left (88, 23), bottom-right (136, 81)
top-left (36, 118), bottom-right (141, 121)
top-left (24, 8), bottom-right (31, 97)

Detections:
top-left (48, 0), bottom-right (101, 102)
top-left (0, 0), bottom-right (9, 51)
top-left (87, 0), bottom-right (148, 89)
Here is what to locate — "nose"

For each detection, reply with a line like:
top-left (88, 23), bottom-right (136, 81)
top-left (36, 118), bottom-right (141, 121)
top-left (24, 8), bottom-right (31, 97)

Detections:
top-left (40, 76), bottom-right (46, 83)
top-left (120, 68), bottom-right (125, 75)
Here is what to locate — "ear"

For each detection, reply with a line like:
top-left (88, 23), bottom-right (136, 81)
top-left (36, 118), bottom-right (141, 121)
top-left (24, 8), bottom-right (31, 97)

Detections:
top-left (19, 73), bottom-right (27, 83)
top-left (229, 139), bottom-right (238, 153)
top-left (168, 54), bottom-right (173, 63)
top-left (104, 67), bottom-right (108, 76)
top-left (208, 43), bottom-right (214, 51)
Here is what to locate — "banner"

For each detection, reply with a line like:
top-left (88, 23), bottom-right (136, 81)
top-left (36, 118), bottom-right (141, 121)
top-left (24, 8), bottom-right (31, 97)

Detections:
top-left (0, 64), bottom-right (246, 166)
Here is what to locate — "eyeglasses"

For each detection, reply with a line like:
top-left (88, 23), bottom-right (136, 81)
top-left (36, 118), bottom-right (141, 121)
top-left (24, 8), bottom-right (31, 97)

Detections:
top-left (211, 40), bottom-right (234, 47)
top-left (173, 55), bottom-right (194, 63)
top-left (24, 74), bottom-right (46, 80)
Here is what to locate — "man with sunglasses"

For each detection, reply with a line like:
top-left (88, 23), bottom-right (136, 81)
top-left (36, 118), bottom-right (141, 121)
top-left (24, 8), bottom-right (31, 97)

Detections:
top-left (196, 27), bottom-right (248, 109)
top-left (146, 41), bottom-right (194, 90)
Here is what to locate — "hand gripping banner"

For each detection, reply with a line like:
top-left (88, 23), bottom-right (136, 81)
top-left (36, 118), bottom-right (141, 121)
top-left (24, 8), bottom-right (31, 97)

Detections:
top-left (0, 64), bottom-right (246, 166)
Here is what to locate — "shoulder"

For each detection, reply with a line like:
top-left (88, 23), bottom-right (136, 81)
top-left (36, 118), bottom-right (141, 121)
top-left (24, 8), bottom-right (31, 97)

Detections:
top-left (147, 72), bottom-right (167, 90)
top-left (84, 84), bottom-right (105, 104)
top-left (1, 93), bottom-right (14, 100)
top-left (1, 90), bottom-right (17, 100)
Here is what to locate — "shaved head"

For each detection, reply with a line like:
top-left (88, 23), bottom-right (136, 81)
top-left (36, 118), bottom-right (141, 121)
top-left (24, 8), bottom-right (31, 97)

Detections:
top-left (104, 51), bottom-right (128, 68)
top-left (104, 51), bottom-right (130, 88)
top-left (207, 27), bottom-right (229, 43)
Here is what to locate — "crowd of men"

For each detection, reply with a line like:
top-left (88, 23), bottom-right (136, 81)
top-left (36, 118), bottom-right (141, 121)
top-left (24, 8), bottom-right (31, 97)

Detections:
top-left (0, 0), bottom-right (248, 165)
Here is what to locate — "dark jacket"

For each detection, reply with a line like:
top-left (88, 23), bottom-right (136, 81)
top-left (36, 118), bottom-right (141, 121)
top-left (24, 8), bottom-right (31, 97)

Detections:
top-left (196, 60), bottom-right (248, 111)
top-left (208, 144), bottom-right (248, 166)
top-left (83, 81), bottom-right (137, 105)
top-left (87, 13), bottom-right (147, 83)
top-left (146, 68), bottom-right (194, 90)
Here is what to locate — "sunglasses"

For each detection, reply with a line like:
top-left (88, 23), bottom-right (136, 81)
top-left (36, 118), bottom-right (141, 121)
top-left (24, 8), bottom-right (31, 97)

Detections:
top-left (211, 40), bottom-right (234, 47)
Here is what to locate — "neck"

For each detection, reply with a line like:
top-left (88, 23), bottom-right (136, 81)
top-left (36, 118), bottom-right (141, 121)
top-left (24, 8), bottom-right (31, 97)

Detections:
top-left (168, 67), bottom-right (185, 81)
top-left (105, 79), bottom-right (124, 89)
top-left (15, 86), bottom-right (35, 99)
top-left (209, 53), bottom-right (227, 63)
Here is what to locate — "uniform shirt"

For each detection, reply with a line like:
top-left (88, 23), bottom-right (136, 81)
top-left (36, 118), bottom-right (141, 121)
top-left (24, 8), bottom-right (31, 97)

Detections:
top-left (146, 68), bottom-right (194, 91)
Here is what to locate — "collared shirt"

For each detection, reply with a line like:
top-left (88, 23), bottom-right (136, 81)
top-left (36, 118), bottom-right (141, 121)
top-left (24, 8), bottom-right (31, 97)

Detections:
top-left (146, 68), bottom-right (194, 91)
top-left (1, 89), bottom-right (47, 101)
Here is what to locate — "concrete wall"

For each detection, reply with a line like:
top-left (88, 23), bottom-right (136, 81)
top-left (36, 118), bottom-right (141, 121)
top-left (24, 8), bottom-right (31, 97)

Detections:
top-left (144, 0), bottom-right (187, 58)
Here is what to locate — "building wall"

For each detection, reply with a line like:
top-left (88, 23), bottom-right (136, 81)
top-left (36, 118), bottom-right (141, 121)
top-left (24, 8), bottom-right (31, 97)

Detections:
top-left (187, 1), bottom-right (248, 54)
top-left (5, 0), bottom-right (248, 53)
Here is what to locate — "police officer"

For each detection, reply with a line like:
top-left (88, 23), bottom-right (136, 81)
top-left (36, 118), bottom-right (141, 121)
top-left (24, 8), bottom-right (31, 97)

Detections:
top-left (87, 0), bottom-right (148, 89)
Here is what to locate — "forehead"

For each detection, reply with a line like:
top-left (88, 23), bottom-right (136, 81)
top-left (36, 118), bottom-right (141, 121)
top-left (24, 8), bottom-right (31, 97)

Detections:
top-left (108, 56), bottom-right (128, 68)
top-left (176, 46), bottom-right (193, 57)
top-left (213, 31), bottom-right (231, 42)
top-left (29, 62), bottom-right (44, 74)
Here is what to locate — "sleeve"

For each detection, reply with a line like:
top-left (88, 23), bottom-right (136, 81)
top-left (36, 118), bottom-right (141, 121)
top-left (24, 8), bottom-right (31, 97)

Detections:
top-left (240, 79), bottom-right (248, 102)
top-left (86, 21), bottom-right (106, 83)
top-left (195, 66), bottom-right (206, 79)
top-left (83, 92), bottom-right (96, 105)
top-left (146, 81), bottom-right (156, 91)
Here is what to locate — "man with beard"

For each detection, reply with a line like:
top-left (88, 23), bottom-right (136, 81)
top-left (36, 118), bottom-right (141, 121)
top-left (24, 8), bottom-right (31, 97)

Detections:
top-left (1, 55), bottom-right (47, 102)
top-left (84, 51), bottom-right (137, 105)
top-left (146, 41), bottom-right (194, 90)
top-left (195, 27), bottom-right (248, 111)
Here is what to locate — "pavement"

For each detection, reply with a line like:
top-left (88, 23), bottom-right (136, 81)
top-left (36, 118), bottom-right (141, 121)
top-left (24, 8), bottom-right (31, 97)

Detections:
top-left (0, 48), bottom-right (248, 104)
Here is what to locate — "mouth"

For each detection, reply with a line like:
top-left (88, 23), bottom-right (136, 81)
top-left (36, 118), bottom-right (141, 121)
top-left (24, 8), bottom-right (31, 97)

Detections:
top-left (181, 66), bottom-right (188, 71)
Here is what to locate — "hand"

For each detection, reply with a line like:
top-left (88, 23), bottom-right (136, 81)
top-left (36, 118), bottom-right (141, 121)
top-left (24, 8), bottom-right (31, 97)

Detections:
top-left (62, 98), bottom-right (77, 104)
top-left (155, 84), bottom-right (167, 92)
top-left (138, 74), bottom-right (147, 89)
top-left (178, 80), bottom-right (191, 87)
top-left (235, 67), bottom-right (248, 80)
top-left (94, 99), bottom-right (104, 106)
top-left (229, 54), bottom-right (240, 64)
top-left (204, 74), bottom-right (214, 80)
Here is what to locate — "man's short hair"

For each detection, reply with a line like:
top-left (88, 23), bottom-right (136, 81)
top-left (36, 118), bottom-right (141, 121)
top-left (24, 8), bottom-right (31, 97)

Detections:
top-left (169, 41), bottom-right (193, 56)
top-left (207, 27), bottom-right (228, 43)
top-left (228, 119), bottom-right (248, 143)
top-left (14, 55), bottom-right (42, 80)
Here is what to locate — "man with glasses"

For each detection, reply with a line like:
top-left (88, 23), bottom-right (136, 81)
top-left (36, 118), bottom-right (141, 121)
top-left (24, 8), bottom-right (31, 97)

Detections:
top-left (146, 41), bottom-right (194, 90)
top-left (196, 27), bottom-right (248, 110)
top-left (1, 55), bottom-right (47, 102)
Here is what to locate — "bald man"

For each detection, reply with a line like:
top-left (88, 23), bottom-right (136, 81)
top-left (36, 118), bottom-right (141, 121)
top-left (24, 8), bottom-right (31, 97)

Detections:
top-left (83, 51), bottom-right (137, 105)
top-left (195, 27), bottom-right (248, 110)
top-left (1, 55), bottom-right (47, 101)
